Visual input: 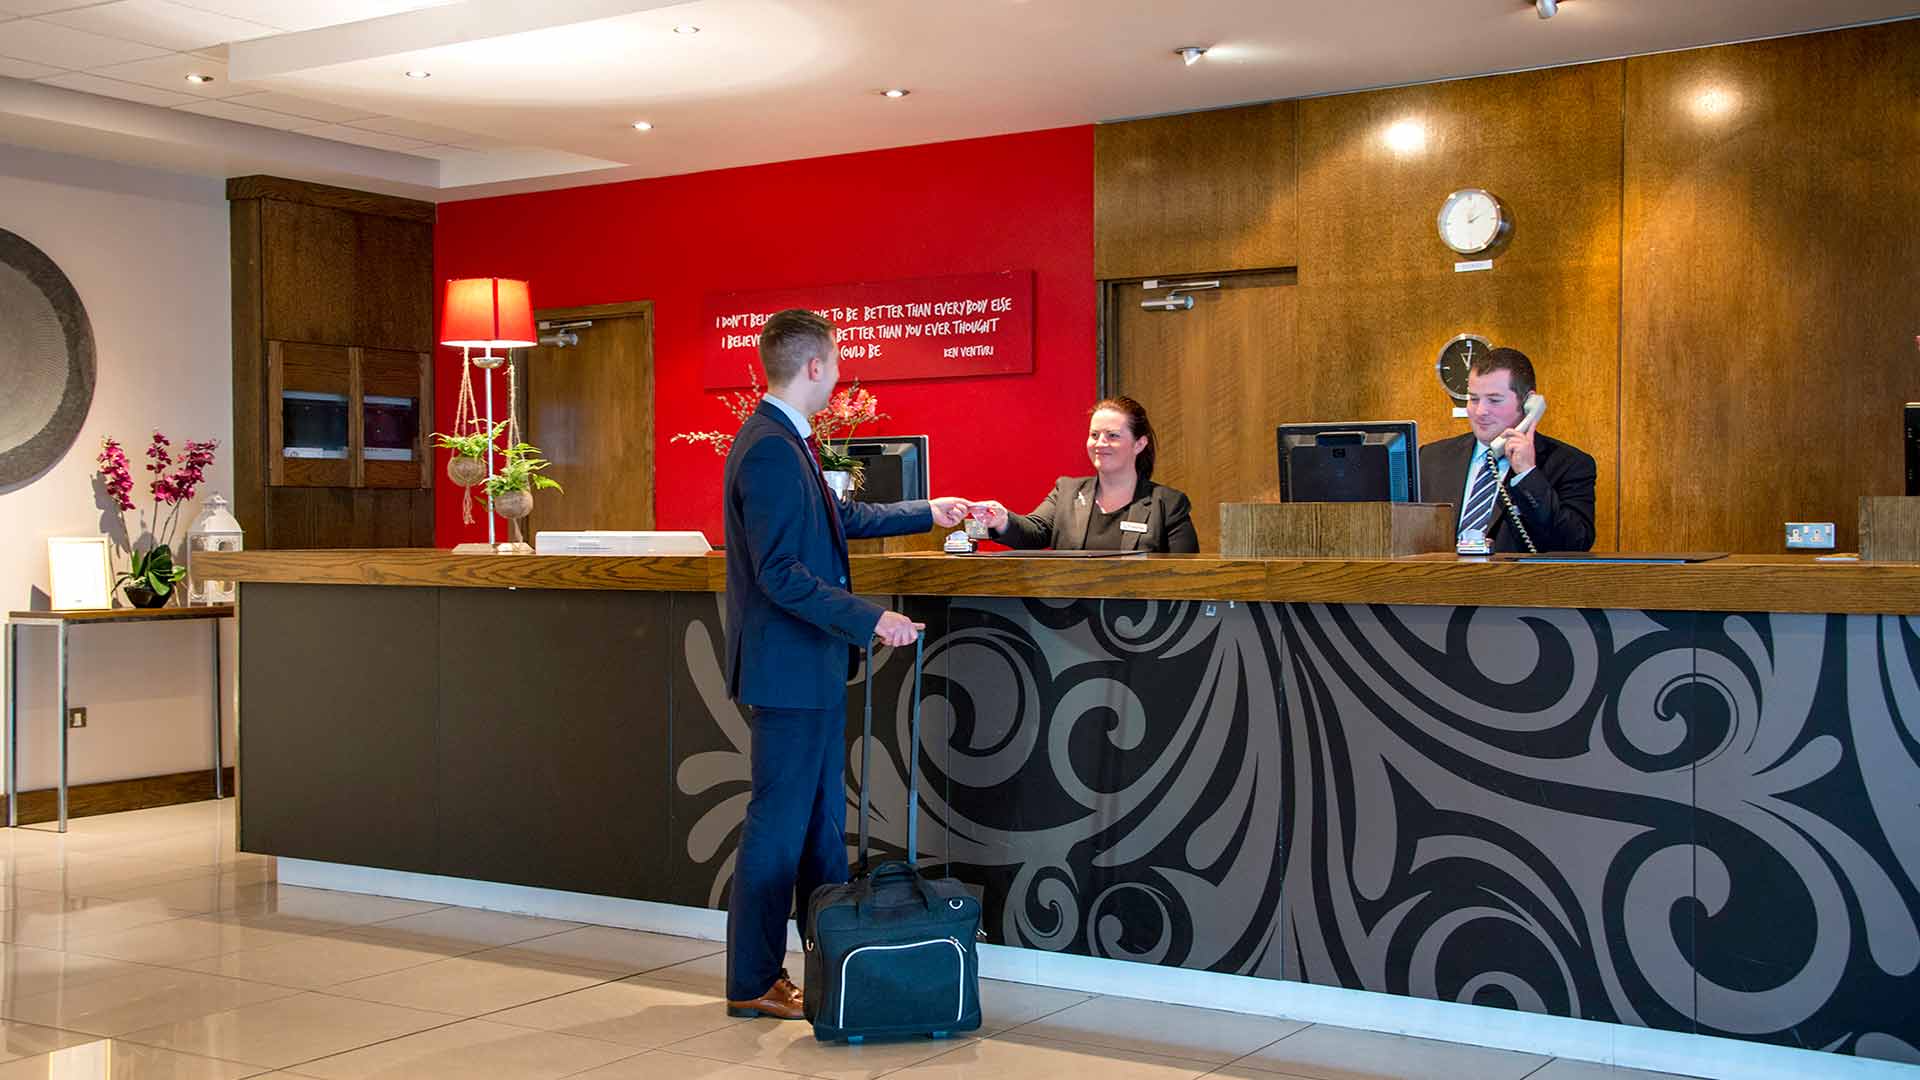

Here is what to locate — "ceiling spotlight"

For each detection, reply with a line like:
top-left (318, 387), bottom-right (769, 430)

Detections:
top-left (631, 120), bottom-right (653, 131)
top-left (1176, 46), bottom-right (1208, 66)
top-left (404, 69), bottom-right (431, 79)
top-left (672, 24), bottom-right (700, 34)
top-left (880, 88), bottom-right (909, 99)
top-left (184, 73), bottom-right (214, 84)
top-left (1536, 0), bottom-right (1557, 18)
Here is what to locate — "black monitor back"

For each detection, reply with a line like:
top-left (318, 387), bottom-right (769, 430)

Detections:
top-left (846, 436), bottom-right (930, 504)
top-left (1277, 422), bottom-right (1420, 503)
top-left (1907, 403), bottom-right (1919, 497)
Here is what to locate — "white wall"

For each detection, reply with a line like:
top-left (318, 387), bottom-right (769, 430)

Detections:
top-left (1, 142), bottom-right (236, 790)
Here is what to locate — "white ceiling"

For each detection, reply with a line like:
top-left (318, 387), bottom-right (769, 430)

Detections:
top-left (2, 0), bottom-right (1918, 202)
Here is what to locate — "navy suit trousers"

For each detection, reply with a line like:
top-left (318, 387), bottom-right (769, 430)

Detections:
top-left (725, 702), bottom-right (851, 1001)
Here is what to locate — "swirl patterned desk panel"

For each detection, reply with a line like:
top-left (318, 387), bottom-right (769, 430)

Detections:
top-left (672, 595), bottom-right (1920, 1064)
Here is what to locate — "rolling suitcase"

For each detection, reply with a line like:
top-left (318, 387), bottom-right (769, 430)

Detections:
top-left (802, 637), bottom-right (983, 1043)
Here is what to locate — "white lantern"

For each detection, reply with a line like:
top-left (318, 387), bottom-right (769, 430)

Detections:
top-left (186, 493), bottom-right (244, 606)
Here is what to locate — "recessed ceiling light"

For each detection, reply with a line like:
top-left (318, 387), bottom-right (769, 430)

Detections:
top-left (184, 73), bottom-right (214, 84)
top-left (880, 88), bottom-right (909, 99)
top-left (672, 24), bottom-right (700, 34)
top-left (404, 69), bottom-right (431, 79)
top-left (1175, 46), bottom-right (1208, 66)
top-left (631, 120), bottom-right (653, 131)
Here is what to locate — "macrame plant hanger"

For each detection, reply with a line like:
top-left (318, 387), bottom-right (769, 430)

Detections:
top-left (452, 347), bottom-right (483, 524)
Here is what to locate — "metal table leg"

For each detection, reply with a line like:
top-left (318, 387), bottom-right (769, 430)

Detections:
top-left (56, 622), bottom-right (68, 833)
top-left (5, 623), bottom-right (16, 828)
top-left (211, 618), bottom-right (223, 799)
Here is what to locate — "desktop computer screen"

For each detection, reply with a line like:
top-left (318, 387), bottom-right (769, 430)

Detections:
top-left (1277, 421), bottom-right (1421, 503)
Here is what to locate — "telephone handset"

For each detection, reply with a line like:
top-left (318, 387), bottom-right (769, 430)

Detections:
top-left (1489, 393), bottom-right (1547, 460)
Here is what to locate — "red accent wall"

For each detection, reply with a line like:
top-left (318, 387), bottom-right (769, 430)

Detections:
top-left (433, 125), bottom-right (1096, 547)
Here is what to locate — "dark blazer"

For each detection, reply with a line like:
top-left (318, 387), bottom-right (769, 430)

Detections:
top-left (1419, 431), bottom-right (1597, 553)
top-left (994, 476), bottom-right (1200, 553)
top-left (723, 401), bottom-right (933, 708)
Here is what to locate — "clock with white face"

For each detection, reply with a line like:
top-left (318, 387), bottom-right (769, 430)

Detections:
top-left (1437, 188), bottom-right (1510, 255)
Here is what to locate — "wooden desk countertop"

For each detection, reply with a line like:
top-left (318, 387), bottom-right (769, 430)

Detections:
top-left (192, 549), bottom-right (1920, 616)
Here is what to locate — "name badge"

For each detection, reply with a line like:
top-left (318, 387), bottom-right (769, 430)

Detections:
top-left (1120, 521), bottom-right (1149, 533)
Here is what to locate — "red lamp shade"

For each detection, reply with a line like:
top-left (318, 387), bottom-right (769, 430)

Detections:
top-left (441, 277), bottom-right (536, 348)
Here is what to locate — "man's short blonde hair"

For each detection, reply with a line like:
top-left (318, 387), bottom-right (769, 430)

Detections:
top-left (758, 309), bottom-right (836, 386)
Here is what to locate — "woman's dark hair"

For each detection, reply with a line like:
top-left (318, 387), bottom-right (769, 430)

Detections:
top-left (1090, 396), bottom-right (1156, 483)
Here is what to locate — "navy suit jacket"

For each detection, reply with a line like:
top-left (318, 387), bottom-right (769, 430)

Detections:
top-left (723, 400), bottom-right (933, 708)
top-left (1418, 431), bottom-right (1598, 553)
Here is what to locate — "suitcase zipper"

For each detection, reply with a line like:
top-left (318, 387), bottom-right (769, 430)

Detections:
top-left (837, 937), bottom-right (966, 1028)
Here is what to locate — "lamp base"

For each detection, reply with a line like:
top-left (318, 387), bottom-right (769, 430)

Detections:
top-left (451, 541), bottom-right (534, 555)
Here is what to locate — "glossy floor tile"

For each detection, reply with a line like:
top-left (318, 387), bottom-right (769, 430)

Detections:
top-left (1222, 1023), bottom-right (1551, 1080)
top-left (1006, 995), bottom-right (1309, 1064)
top-left (117, 991), bottom-right (458, 1070)
top-left (0, 801), bottom-right (1725, 1080)
top-left (287, 1018), bottom-right (639, 1079)
top-left (0, 1040), bottom-right (262, 1079)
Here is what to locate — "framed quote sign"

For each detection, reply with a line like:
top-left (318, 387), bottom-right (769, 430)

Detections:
top-left (703, 270), bottom-right (1033, 389)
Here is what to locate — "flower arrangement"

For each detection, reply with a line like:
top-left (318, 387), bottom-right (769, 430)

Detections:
top-left (673, 367), bottom-right (890, 488)
top-left (95, 431), bottom-right (218, 606)
top-left (670, 366), bottom-right (768, 459)
top-left (812, 383), bottom-right (885, 486)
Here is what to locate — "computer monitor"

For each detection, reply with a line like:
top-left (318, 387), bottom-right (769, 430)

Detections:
top-left (845, 436), bottom-right (930, 504)
top-left (1277, 421), bottom-right (1421, 503)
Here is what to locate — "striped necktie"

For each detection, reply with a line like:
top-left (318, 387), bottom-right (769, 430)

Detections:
top-left (1459, 452), bottom-right (1499, 535)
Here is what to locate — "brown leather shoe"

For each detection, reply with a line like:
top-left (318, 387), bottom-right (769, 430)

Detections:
top-left (727, 974), bottom-right (805, 1020)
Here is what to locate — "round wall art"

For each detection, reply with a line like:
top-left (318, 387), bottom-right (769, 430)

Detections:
top-left (0, 227), bottom-right (95, 488)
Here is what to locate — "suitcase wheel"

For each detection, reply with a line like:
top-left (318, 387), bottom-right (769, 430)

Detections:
top-left (930, 1031), bottom-right (950, 1039)
top-left (846, 1036), bottom-right (864, 1045)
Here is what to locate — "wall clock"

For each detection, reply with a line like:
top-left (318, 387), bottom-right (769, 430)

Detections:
top-left (1437, 188), bottom-right (1510, 256)
top-left (1436, 333), bottom-right (1491, 402)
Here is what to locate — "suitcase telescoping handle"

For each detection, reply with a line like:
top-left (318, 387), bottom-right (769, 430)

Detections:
top-left (857, 634), bottom-right (923, 872)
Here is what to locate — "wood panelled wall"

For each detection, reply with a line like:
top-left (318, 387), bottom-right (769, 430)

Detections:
top-left (1099, 21), bottom-right (1920, 553)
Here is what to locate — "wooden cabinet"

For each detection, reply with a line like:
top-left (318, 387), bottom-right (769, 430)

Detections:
top-left (231, 176), bottom-right (436, 549)
top-left (266, 343), bottom-right (431, 490)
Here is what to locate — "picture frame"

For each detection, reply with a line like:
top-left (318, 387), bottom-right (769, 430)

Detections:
top-left (47, 536), bottom-right (112, 611)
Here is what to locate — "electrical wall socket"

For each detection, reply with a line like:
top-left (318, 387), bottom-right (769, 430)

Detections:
top-left (1786, 522), bottom-right (1836, 549)
top-left (67, 707), bottom-right (86, 729)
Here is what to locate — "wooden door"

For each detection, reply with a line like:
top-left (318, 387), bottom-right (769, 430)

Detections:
top-left (1108, 272), bottom-right (1299, 552)
top-left (523, 303), bottom-right (655, 535)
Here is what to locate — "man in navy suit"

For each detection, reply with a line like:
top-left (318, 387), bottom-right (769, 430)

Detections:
top-left (722, 308), bottom-right (970, 1020)
top-left (1418, 347), bottom-right (1596, 553)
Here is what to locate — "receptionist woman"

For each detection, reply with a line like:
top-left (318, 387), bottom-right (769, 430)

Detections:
top-left (976, 396), bottom-right (1200, 553)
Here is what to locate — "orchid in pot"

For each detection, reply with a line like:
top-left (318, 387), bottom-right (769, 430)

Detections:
top-left (95, 432), bottom-right (218, 608)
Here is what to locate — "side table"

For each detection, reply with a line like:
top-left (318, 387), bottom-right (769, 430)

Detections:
top-left (4, 604), bottom-right (234, 832)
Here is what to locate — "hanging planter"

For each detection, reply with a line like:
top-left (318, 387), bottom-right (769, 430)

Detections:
top-left (446, 454), bottom-right (488, 488)
top-left (482, 441), bottom-right (561, 548)
top-left (492, 489), bottom-right (533, 520)
top-left (431, 420), bottom-right (507, 525)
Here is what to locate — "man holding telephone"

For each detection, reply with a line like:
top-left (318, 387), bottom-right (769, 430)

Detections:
top-left (1419, 346), bottom-right (1596, 553)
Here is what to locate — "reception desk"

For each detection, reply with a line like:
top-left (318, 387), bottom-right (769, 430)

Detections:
top-left (198, 550), bottom-right (1920, 1068)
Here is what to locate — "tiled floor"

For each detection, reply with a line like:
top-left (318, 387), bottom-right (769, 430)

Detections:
top-left (0, 801), bottom-right (1700, 1079)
